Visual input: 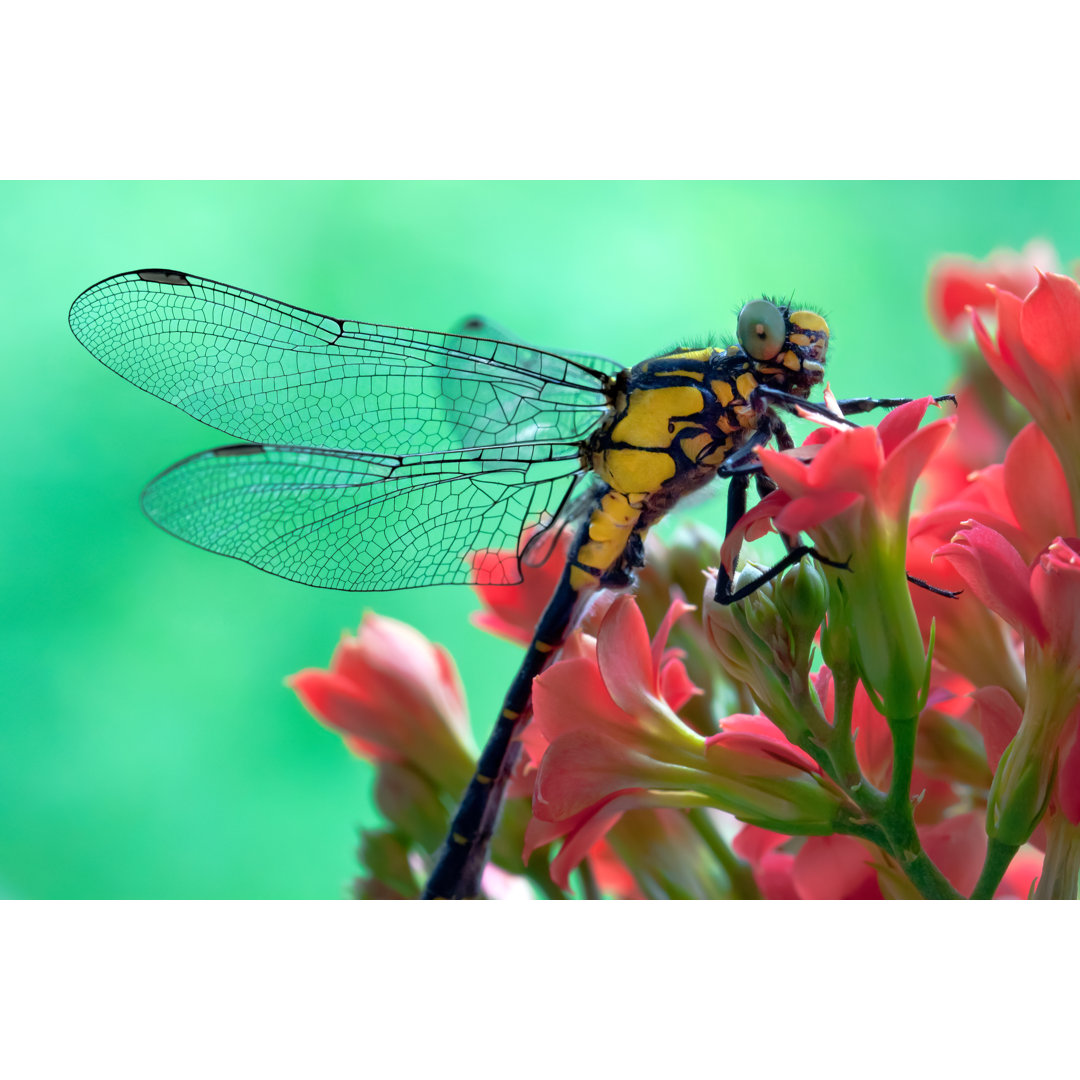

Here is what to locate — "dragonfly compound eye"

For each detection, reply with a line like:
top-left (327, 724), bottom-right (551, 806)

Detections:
top-left (737, 299), bottom-right (786, 362)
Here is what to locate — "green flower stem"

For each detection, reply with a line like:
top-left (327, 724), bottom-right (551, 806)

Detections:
top-left (822, 664), bottom-right (864, 791)
top-left (970, 838), bottom-right (1021, 900)
top-left (874, 716), bottom-right (960, 900)
top-left (900, 850), bottom-right (963, 900)
top-left (687, 808), bottom-right (761, 899)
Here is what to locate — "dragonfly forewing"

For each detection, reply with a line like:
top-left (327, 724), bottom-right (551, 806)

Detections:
top-left (69, 270), bottom-right (612, 457)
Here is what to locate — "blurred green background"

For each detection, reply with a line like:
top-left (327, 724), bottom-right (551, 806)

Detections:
top-left (3, 181), bottom-right (1079, 898)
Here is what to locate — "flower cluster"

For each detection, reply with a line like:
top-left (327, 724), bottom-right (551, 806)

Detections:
top-left (294, 243), bottom-right (1080, 899)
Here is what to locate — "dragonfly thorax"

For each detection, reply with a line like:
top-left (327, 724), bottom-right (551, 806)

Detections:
top-left (567, 303), bottom-right (829, 593)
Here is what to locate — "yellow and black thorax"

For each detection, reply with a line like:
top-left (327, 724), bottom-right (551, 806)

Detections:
top-left (567, 302), bottom-right (829, 591)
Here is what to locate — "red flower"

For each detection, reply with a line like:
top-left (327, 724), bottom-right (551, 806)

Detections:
top-left (927, 240), bottom-right (1057, 339)
top-left (937, 527), bottom-right (1080, 668)
top-left (468, 527), bottom-right (571, 646)
top-left (721, 398), bottom-right (954, 570)
top-left (733, 825), bottom-right (881, 899)
top-left (917, 386), bottom-right (1013, 510)
top-left (289, 612), bottom-right (476, 796)
top-left (722, 398), bottom-right (954, 718)
top-left (524, 596), bottom-right (843, 887)
top-left (914, 422), bottom-right (1074, 566)
top-left (524, 789), bottom-right (699, 892)
top-left (972, 270), bottom-right (1080, 526)
top-left (704, 714), bottom-right (821, 778)
top-left (938, 527), bottom-right (1080, 843)
top-left (908, 422), bottom-right (1073, 697)
top-left (529, 596), bottom-right (706, 819)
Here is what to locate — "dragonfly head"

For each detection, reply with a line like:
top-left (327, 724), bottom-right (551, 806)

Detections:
top-left (737, 299), bottom-right (829, 395)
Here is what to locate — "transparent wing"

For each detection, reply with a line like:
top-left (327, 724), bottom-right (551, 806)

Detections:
top-left (450, 314), bottom-right (625, 378)
top-left (141, 441), bottom-right (587, 591)
top-left (70, 270), bottom-right (613, 455)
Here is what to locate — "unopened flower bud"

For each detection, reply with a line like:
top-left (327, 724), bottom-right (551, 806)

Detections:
top-left (775, 558), bottom-right (829, 643)
top-left (354, 830), bottom-right (420, 899)
top-left (704, 568), bottom-right (826, 743)
top-left (703, 583), bottom-right (761, 688)
top-left (986, 740), bottom-right (1054, 847)
top-left (742, 576), bottom-right (789, 666)
top-left (705, 727), bottom-right (843, 833)
top-left (820, 579), bottom-right (855, 673)
top-left (375, 762), bottom-right (450, 854)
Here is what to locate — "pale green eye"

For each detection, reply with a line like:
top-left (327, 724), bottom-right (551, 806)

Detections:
top-left (737, 300), bottom-right (786, 361)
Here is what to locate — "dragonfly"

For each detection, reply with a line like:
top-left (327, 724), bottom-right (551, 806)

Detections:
top-left (70, 269), bottom-right (948, 900)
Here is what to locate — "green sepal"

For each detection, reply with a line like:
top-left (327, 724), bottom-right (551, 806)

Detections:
top-left (916, 618), bottom-right (937, 714)
top-left (986, 741), bottom-right (1055, 847)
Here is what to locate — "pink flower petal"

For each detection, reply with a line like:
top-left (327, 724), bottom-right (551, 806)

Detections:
top-left (732, 824), bottom-right (788, 864)
top-left (706, 714), bottom-right (819, 774)
top-left (469, 610), bottom-right (533, 647)
top-left (719, 492), bottom-right (787, 571)
top-left (876, 397), bottom-right (932, 458)
top-left (290, 669), bottom-right (400, 758)
top-left (1030, 538), bottom-right (1080, 665)
top-left (522, 803), bottom-right (588, 862)
top-left (935, 522), bottom-right (1048, 641)
top-left (650, 595), bottom-right (696, 678)
top-left (547, 790), bottom-right (652, 890)
top-left (772, 488), bottom-right (862, 536)
top-left (979, 290), bottom-right (1036, 411)
top-left (757, 851), bottom-right (799, 899)
top-left (532, 656), bottom-right (629, 743)
top-left (792, 835), bottom-right (879, 900)
top-left (533, 729), bottom-right (660, 821)
top-left (851, 684), bottom-right (894, 787)
top-left (877, 414), bottom-right (956, 521)
top-left (1004, 424), bottom-right (1075, 554)
top-left (804, 424), bottom-right (882, 497)
top-left (919, 812), bottom-right (986, 896)
top-left (968, 686), bottom-right (1023, 772)
top-left (756, 446), bottom-right (816, 496)
top-left (1019, 271), bottom-right (1080, 376)
top-left (659, 656), bottom-right (701, 714)
top-left (596, 596), bottom-right (660, 714)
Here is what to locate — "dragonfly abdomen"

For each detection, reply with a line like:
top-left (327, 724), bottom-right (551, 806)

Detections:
top-left (421, 559), bottom-right (585, 899)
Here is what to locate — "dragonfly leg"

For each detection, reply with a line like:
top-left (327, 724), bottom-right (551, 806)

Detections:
top-left (713, 418), bottom-right (849, 606)
top-left (834, 393), bottom-right (957, 416)
top-left (906, 572), bottom-right (962, 599)
top-left (751, 385), bottom-right (859, 427)
top-left (714, 544), bottom-right (851, 604)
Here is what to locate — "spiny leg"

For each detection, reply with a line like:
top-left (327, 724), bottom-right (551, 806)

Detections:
top-left (752, 387), bottom-right (957, 426)
top-left (717, 544), bottom-right (851, 604)
top-left (834, 393), bottom-right (957, 416)
top-left (906, 573), bottom-right (962, 599)
top-left (750, 385), bottom-right (859, 427)
top-left (712, 470), bottom-right (751, 604)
